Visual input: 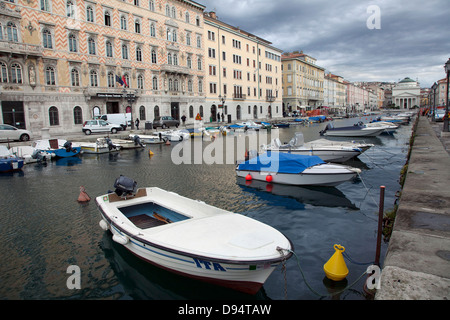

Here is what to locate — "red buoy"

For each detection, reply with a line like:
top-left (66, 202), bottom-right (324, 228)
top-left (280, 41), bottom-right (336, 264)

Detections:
top-left (266, 174), bottom-right (273, 182)
top-left (77, 186), bottom-right (91, 202)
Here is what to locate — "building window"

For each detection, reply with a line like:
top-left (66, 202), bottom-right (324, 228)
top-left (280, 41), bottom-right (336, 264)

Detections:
top-left (88, 37), bottom-right (96, 55)
top-left (123, 74), bottom-right (130, 88)
top-left (173, 53), bottom-right (178, 66)
top-left (136, 47), bottom-right (142, 61)
top-left (187, 56), bottom-right (192, 69)
top-left (43, 29), bottom-right (52, 49)
top-left (171, 7), bottom-right (176, 18)
top-left (0, 62), bottom-right (8, 83)
top-left (189, 105), bottom-right (193, 118)
top-left (151, 49), bottom-right (157, 64)
top-left (154, 105), bottom-right (160, 118)
top-left (135, 20), bottom-right (141, 34)
top-left (71, 68), bottom-right (80, 86)
top-left (198, 79), bottom-right (203, 93)
top-left (165, 5), bottom-right (170, 16)
top-left (185, 12), bottom-right (190, 23)
top-left (188, 80), bottom-right (193, 92)
top-left (66, 0), bottom-right (75, 18)
top-left (137, 74), bottom-right (144, 89)
top-left (122, 44), bottom-right (128, 60)
top-left (197, 57), bottom-right (202, 70)
top-left (41, 0), bottom-right (50, 12)
top-left (150, 22), bottom-right (156, 37)
top-left (139, 105), bottom-right (145, 120)
top-left (121, 15), bottom-right (127, 30)
top-left (134, 0), bottom-right (140, 7)
top-left (152, 76), bottom-right (158, 90)
top-left (7, 22), bottom-right (18, 42)
top-left (68, 34), bottom-right (77, 52)
top-left (186, 32), bottom-right (191, 45)
top-left (106, 41), bottom-right (113, 57)
top-left (167, 53), bottom-right (172, 65)
top-left (196, 35), bottom-right (201, 48)
top-left (86, 6), bottom-right (94, 22)
top-left (149, 0), bottom-right (155, 11)
top-left (104, 11), bottom-right (111, 26)
top-left (73, 106), bottom-right (83, 125)
top-left (107, 72), bottom-right (115, 87)
top-left (90, 70), bottom-right (98, 87)
top-left (45, 66), bottom-right (56, 85)
top-left (49, 106), bottom-right (59, 126)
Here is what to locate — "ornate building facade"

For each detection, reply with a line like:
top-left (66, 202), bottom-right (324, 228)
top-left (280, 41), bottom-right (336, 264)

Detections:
top-left (392, 77), bottom-right (421, 109)
top-left (0, 0), bottom-right (206, 135)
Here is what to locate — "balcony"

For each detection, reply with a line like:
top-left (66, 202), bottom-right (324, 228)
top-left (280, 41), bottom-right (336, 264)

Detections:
top-left (232, 93), bottom-right (246, 100)
top-left (266, 96), bottom-right (276, 102)
top-left (0, 40), bottom-right (43, 57)
top-left (160, 64), bottom-right (191, 76)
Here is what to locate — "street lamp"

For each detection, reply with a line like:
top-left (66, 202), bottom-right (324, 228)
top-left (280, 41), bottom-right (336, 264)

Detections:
top-left (444, 58), bottom-right (450, 132)
top-left (431, 82), bottom-right (437, 122)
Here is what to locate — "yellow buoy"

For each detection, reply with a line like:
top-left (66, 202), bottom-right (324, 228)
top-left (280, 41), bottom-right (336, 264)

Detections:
top-left (149, 150), bottom-right (154, 156)
top-left (323, 244), bottom-right (349, 281)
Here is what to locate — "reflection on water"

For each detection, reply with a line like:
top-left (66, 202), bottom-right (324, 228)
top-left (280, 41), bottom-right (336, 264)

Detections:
top-left (0, 116), bottom-right (412, 300)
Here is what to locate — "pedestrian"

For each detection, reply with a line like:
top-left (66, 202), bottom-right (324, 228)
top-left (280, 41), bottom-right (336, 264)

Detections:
top-left (181, 114), bottom-right (186, 126)
top-left (217, 112), bottom-right (220, 122)
top-left (135, 118), bottom-right (140, 130)
top-left (221, 113), bottom-right (224, 122)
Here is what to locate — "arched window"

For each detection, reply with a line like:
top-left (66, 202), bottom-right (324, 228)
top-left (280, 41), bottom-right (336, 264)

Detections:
top-left (135, 19), bottom-right (141, 34)
top-left (189, 105), bottom-right (194, 118)
top-left (88, 37), bottom-right (96, 55)
top-left (43, 29), bottom-right (52, 48)
top-left (90, 70), bottom-right (98, 87)
top-left (106, 41), bottom-right (113, 57)
top-left (174, 79), bottom-right (179, 91)
top-left (0, 62), bottom-right (8, 83)
top-left (49, 106), bottom-right (59, 126)
top-left (120, 15), bottom-right (127, 30)
top-left (68, 34), bottom-right (77, 52)
top-left (11, 63), bottom-right (22, 84)
top-left (150, 22), bottom-right (156, 37)
top-left (139, 106), bottom-right (146, 120)
top-left (104, 11), bottom-right (111, 26)
top-left (173, 53), bottom-right (178, 65)
top-left (107, 72), bottom-right (115, 87)
top-left (187, 56), bottom-right (192, 69)
top-left (45, 66), bottom-right (56, 85)
top-left (7, 22), bottom-right (18, 42)
top-left (73, 106), bottom-right (83, 124)
top-left (136, 47), bottom-right (142, 61)
top-left (171, 7), bottom-right (176, 18)
top-left (168, 78), bottom-right (173, 91)
top-left (137, 74), bottom-right (144, 89)
top-left (199, 105), bottom-right (204, 118)
top-left (185, 12), bottom-right (190, 23)
top-left (123, 74), bottom-right (130, 88)
top-left (188, 80), bottom-right (193, 92)
top-left (165, 5), bottom-right (170, 16)
top-left (71, 69), bottom-right (80, 86)
top-left (93, 106), bottom-right (100, 118)
top-left (154, 105), bottom-right (160, 119)
top-left (122, 44), bottom-right (128, 59)
top-left (151, 49), bottom-right (157, 63)
top-left (66, 0), bottom-right (75, 17)
top-left (86, 6), bottom-right (94, 22)
top-left (152, 76), bottom-right (158, 90)
top-left (167, 53), bottom-right (172, 65)
top-left (149, 0), bottom-right (155, 12)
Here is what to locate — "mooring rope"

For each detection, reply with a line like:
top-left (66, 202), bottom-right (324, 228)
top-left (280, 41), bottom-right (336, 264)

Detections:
top-left (277, 247), bottom-right (368, 299)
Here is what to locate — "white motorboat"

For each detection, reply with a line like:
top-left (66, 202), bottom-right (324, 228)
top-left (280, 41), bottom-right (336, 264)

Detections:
top-left (236, 152), bottom-right (361, 186)
top-left (110, 138), bottom-right (145, 149)
top-left (75, 137), bottom-right (121, 154)
top-left (365, 121), bottom-right (399, 134)
top-left (261, 132), bottom-right (364, 163)
top-left (129, 133), bottom-right (166, 144)
top-left (9, 146), bottom-right (53, 164)
top-left (320, 123), bottom-right (385, 137)
top-left (0, 145), bottom-right (24, 172)
top-left (153, 129), bottom-right (190, 142)
top-left (236, 121), bottom-right (262, 130)
top-left (33, 139), bottom-right (81, 158)
top-left (96, 176), bottom-right (293, 295)
top-left (308, 138), bottom-right (374, 153)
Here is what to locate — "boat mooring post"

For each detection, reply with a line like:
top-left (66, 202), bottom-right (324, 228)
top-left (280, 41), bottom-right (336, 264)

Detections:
top-left (375, 185), bottom-right (385, 266)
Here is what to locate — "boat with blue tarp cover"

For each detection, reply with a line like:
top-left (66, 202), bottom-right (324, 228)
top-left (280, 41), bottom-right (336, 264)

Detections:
top-left (236, 152), bottom-right (361, 186)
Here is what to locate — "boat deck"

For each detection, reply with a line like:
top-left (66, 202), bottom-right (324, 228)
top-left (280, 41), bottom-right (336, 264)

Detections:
top-left (128, 214), bottom-right (167, 229)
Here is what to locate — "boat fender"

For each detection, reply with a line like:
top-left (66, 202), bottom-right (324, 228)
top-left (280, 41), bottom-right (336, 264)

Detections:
top-left (112, 234), bottom-right (129, 245)
top-left (245, 173), bottom-right (252, 181)
top-left (99, 219), bottom-right (109, 231)
top-left (265, 174), bottom-right (273, 182)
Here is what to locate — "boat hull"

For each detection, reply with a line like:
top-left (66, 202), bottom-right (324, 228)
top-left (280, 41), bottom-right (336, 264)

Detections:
top-left (0, 158), bottom-right (24, 172)
top-left (264, 148), bottom-right (360, 163)
top-left (236, 164), bottom-right (359, 186)
top-left (323, 128), bottom-right (384, 137)
top-left (96, 187), bottom-right (292, 295)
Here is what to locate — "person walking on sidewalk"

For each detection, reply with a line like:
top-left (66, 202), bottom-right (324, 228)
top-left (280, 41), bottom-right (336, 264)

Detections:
top-left (135, 118), bottom-right (140, 130)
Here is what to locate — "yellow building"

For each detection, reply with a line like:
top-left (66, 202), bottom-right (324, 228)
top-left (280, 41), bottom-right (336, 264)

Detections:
top-left (0, 0), bottom-right (206, 135)
top-left (203, 11), bottom-right (282, 123)
top-left (281, 51), bottom-right (325, 113)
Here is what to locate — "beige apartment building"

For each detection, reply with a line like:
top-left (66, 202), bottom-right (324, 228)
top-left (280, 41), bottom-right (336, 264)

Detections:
top-left (0, 0), bottom-right (206, 136)
top-left (281, 51), bottom-right (325, 114)
top-left (203, 11), bottom-right (283, 123)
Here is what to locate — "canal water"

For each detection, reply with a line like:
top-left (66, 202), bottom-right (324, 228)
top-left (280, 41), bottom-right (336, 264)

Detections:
top-left (0, 116), bottom-right (413, 300)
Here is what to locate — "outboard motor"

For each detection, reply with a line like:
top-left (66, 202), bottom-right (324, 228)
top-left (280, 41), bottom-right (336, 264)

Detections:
top-left (113, 175), bottom-right (137, 198)
top-left (31, 149), bottom-right (46, 162)
top-left (63, 141), bottom-right (76, 153)
top-left (105, 137), bottom-right (117, 150)
top-left (133, 135), bottom-right (145, 147)
top-left (320, 124), bottom-right (331, 136)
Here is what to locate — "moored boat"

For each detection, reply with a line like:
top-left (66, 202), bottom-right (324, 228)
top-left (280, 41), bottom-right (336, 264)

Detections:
top-left (76, 137), bottom-right (122, 154)
top-left (0, 145), bottom-right (24, 172)
top-left (236, 152), bottom-right (361, 186)
top-left (129, 133), bottom-right (166, 144)
top-left (261, 132), bottom-right (364, 163)
top-left (320, 123), bottom-right (385, 137)
top-left (33, 139), bottom-right (81, 158)
top-left (96, 176), bottom-right (293, 294)
top-left (9, 146), bottom-right (53, 164)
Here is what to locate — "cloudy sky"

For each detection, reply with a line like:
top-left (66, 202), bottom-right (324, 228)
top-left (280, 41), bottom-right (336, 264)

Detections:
top-left (198, 0), bottom-right (450, 88)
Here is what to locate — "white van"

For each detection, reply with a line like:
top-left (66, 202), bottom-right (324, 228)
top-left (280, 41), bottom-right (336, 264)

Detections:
top-left (100, 113), bottom-right (132, 130)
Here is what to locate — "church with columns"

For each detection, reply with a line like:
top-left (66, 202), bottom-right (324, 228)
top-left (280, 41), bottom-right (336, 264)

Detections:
top-left (392, 77), bottom-right (421, 109)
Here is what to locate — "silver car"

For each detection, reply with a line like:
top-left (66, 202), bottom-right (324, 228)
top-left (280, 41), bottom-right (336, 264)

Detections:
top-left (0, 124), bottom-right (33, 141)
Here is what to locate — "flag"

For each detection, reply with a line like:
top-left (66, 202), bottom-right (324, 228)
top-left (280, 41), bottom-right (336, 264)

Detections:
top-left (122, 75), bottom-right (128, 88)
top-left (115, 75), bottom-right (124, 86)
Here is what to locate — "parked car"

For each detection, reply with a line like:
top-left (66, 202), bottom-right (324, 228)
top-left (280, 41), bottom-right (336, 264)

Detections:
top-left (435, 110), bottom-right (445, 122)
top-left (82, 120), bottom-right (123, 135)
top-left (0, 124), bottom-right (33, 142)
top-left (153, 116), bottom-right (180, 129)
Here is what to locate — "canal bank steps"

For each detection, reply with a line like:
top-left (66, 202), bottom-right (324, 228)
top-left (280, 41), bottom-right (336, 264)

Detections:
top-left (375, 116), bottom-right (450, 300)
